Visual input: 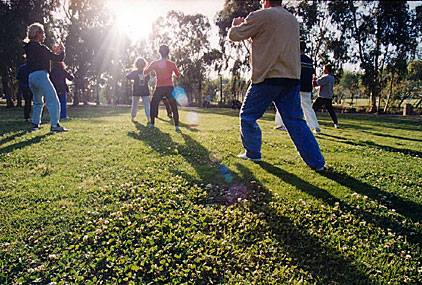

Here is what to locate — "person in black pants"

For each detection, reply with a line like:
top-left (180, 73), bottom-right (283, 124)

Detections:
top-left (312, 64), bottom-right (339, 128)
top-left (144, 45), bottom-right (181, 132)
top-left (16, 62), bottom-right (33, 121)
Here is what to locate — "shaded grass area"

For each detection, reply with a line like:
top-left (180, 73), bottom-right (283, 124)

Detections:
top-left (1, 105), bottom-right (421, 284)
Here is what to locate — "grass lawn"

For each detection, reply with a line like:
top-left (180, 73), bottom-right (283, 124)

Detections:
top-left (1, 104), bottom-right (421, 284)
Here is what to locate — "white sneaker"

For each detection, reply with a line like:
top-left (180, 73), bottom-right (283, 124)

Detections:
top-left (334, 124), bottom-right (339, 129)
top-left (237, 153), bottom-right (261, 162)
top-left (175, 126), bottom-right (181, 133)
top-left (315, 166), bottom-right (325, 172)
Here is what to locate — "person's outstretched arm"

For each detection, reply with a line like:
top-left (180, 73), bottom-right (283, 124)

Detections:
top-left (173, 63), bottom-right (181, 78)
top-left (44, 43), bottom-right (65, 62)
top-left (228, 11), bottom-right (262, 42)
top-left (144, 62), bottom-right (155, 74)
top-left (126, 70), bottom-right (136, 80)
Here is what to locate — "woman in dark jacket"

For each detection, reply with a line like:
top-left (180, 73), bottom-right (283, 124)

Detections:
top-left (24, 22), bottom-right (67, 132)
top-left (50, 62), bottom-right (74, 119)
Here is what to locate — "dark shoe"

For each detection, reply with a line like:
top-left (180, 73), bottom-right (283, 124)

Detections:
top-left (50, 124), bottom-right (68, 133)
top-left (31, 123), bottom-right (40, 131)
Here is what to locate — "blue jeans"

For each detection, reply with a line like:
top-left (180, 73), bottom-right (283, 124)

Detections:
top-left (29, 70), bottom-right (60, 126)
top-left (58, 91), bottom-right (67, 119)
top-left (240, 81), bottom-right (325, 169)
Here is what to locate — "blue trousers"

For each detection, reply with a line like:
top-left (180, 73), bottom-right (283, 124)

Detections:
top-left (58, 92), bottom-right (67, 119)
top-left (29, 70), bottom-right (60, 126)
top-left (240, 81), bottom-right (325, 169)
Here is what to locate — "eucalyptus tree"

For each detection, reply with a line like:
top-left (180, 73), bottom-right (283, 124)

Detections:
top-left (328, 0), bottom-right (418, 112)
top-left (60, 0), bottom-right (118, 105)
top-left (0, 0), bottom-right (59, 107)
top-left (151, 11), bottom-right (215, 105)
top-left (215, 0), bottom-right (259, 101)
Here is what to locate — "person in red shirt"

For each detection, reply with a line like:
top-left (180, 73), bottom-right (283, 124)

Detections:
top-left (145, 45), bottom-right (181, 132)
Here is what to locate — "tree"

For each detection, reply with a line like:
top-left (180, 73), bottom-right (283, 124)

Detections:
top-left (151, 11), bottom-right (215, 105)
top-left (328, 1), bottom-right (418, 112)
top-left (0, 0), bottom-right (60, 107)
top-left (337, 71), bottom-right (360, 106)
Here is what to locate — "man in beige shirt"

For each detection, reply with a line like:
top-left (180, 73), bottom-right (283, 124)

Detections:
top-left (228, 0), bottom-right (325, 170)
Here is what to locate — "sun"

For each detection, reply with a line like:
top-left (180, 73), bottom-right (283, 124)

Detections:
top-left (106, 0), bottom-right (161, 42)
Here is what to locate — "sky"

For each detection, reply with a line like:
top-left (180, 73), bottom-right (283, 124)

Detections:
top-left (107, 0), bottom-right (225, 45)
top-left (106, 0), bottom-right (420, 73)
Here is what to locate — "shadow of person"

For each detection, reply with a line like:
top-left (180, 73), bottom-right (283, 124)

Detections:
top-left (362, 130), bottom-right (422, 143)
top-left (0, 130), bottom-right (29, 146)
top-left (319, 133), bottom-right (422, 158)
top-left (234, 162), bottom-right (372, 284)
top-left (0, 133), bottom-right (51, 155)
top-left (319, 167), bottom-right (422, 223)
top-left (257, 161), bottom-right (421, 244)
top-left (127, 125), bottom-right (377, 282)
top-left (128, 122), bottom-right (177, 156)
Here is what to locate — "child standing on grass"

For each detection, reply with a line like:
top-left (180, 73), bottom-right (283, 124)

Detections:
top-left (126, 57), bottom-right (151, 124)
top-left (144, 45), bottom-right (181, 132)
top-left (50, 61), bottom-right (74, 120)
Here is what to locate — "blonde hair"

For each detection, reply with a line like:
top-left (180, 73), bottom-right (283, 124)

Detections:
top-left (25, 22), bottom-right (44, 43)
top-left (134, 57), bottom-right (146, 70)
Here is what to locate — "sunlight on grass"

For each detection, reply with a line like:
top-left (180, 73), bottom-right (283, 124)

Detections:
top-left (1, 105), bottom-right (421, 284)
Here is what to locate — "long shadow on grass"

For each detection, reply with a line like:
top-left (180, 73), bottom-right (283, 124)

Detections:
top-left (361, 130), bottom-right (422, 143)
top-left (128, 122), bottom-right (219, 183)
top-left (320, 133), bottom-right (422, 158)
top-left (0, 133), bottom-right (51, 155)
top-left (258, 162), bottom-right (421, 244)
top-left (235, 163), bottom-right (372, 284)
top-left (172, 133), bottom-right (374, 283)
top-left (0, 131), bottom-right (28, 146)
top-left (127, 125), bottom-right (376, 282)
top-left (339, 114), bottom-right (422, 132)
top-left (319, 168), bottom-right (422, 223)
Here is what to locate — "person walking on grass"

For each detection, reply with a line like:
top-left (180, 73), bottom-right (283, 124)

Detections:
top-left (275, 40), bottom-right (321, 134)
top-left (312, 64), bottom-right (339, 128)
top-left (228, 0), bottom-right (325, 170)
top-left (126, 57), bottom-right (151, 125)
top-left (24, 22), bottom-right (67, 132)
top-left (145, 45), bottom-right (181, 132)
top-left (16, 60), bottom-right (33, 122)
top-left (50, 61), bottom-right (74, 120)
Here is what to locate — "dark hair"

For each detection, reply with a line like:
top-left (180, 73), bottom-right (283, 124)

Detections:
top-left (300, 41), bottom-right (306, 52)
top-left (159, 45), bottom-right (170, 58)
top-left (325, 64), bottom-right (333, 73)
top-left (269, 0), bottom-right (283, 6)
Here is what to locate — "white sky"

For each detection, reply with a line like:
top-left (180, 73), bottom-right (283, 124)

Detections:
top-left (107, 0), bottom-right (225, 45)
top-left (105, 0), bottom-right (420, 73)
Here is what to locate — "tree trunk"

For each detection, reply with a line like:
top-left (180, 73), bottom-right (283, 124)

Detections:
top-left (1, 66), bottom-right (14, 108)
top-left (219, 75), bottom-right (223, 103)
top-left (369, 83), bottom-right (379, 113)
top-left (383, 73), bottom-right (394, 113)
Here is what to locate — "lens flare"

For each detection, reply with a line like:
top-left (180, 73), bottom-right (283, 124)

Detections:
top-left (172, 87), bottom-right (189, 107)
top-left (218, 164), bottom-right (234, 183)
top-left (185, 111), bottom-right (199, 125)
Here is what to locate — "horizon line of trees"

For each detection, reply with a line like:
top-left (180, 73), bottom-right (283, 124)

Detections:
top-left (0, 0), bottom-right (421, 112)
